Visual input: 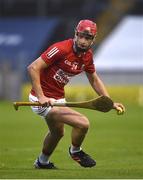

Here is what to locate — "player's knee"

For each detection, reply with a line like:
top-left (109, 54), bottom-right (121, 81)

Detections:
top-left (80, 116), bottom-right (89, 132)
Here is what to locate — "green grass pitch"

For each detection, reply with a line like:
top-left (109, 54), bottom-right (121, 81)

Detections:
top-left (0, 101), bottom-right (143, 179)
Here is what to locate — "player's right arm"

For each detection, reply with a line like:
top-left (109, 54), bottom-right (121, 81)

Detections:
top-left (28, 41), bottom-right (66, 105)
top-left (27, 57), bottom-right (54, 105)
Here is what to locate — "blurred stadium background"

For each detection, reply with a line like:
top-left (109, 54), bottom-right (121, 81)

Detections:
top-left (0, 1), bottom-right (143, 179)
top-left (0, 0), bottom-right (143, 102)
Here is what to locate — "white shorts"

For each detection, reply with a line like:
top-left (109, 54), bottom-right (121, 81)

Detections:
top-left (29, 93), bottom-right (66, 118)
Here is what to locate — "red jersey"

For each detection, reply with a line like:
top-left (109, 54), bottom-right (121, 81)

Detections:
top-left (31, 39), bottom-right (95, 99)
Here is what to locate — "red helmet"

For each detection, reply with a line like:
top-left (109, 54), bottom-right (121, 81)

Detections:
top-left (76, 20), bottom-right (97, 37)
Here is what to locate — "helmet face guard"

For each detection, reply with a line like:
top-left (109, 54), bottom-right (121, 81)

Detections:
top-left (76, 31), bottom-right (94, 40)
top-left (74, 20), bottom-right (97, 52)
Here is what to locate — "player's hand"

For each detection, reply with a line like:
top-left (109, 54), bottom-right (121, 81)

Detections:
top-left (113, 102), bottom-right (125, 115)
top-left (38, 96), bottom-right (55, 107)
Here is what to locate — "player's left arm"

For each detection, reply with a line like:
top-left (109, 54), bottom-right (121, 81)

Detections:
top-left (86, 71), bottom-right (125, 112)
top-left (86, 71), bottom-right (110, 97)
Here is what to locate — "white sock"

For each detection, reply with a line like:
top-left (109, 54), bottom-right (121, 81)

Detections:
top-left (39, 152), bottom-right (49, 164)
top-left (70, 145), bottom-right (82, 154)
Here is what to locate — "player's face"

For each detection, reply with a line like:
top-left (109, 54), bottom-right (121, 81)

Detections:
top-left (75, 32), bottom-right (94, 52)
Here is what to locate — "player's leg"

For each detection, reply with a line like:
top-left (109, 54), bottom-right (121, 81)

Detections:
top-left (29, 94), bottom-right (65, 169)
top-left (35, 107), bottom-right (88, 169)
top-left (38, 107), bottom-right (87, 164)
top-left (42, 119), bottom-right (64, 157)
top-left (47, 107), bottom-right (96, 168)
top-left (48, 107), bottom-right (89, 146)
top-left (34, 120), bottom-right (64, 169)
